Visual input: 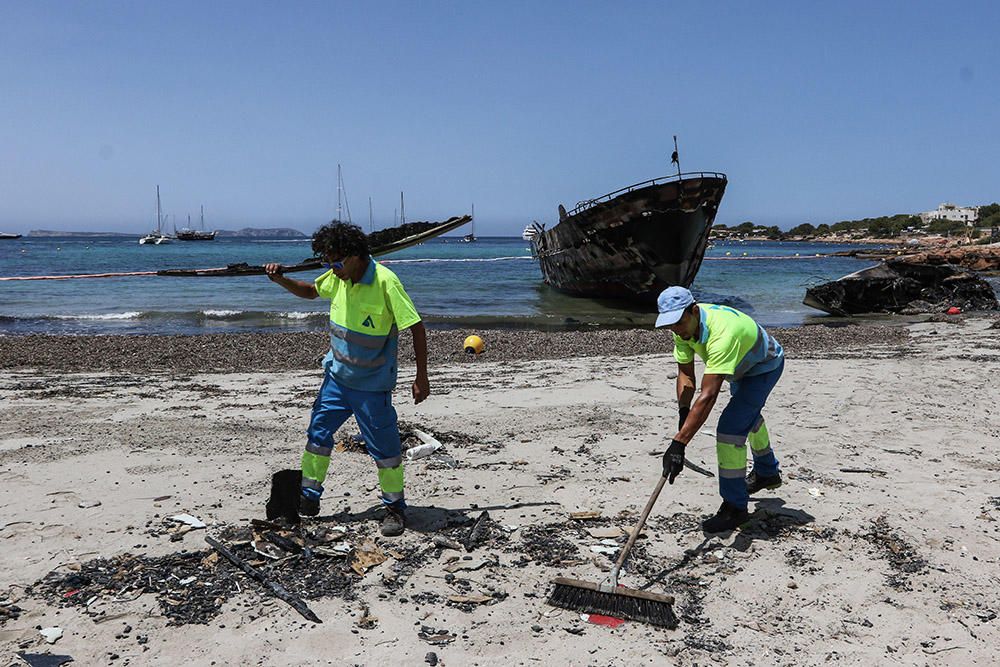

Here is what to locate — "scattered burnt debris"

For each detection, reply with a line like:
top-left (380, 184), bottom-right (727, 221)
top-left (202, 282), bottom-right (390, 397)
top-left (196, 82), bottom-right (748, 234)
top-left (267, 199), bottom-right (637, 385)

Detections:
top-left (381, 545), bottom-right (436, 590)
top-left (516, 524), bottom-right (582, 566)
top-left (859, 517), bottom-right (928, 590)
top-left (741, 507), bottom-right (822, 540)
top-left (0, 602), bottom-right (24, 624)
top-left (31, 522), bottom-right (357, 626)
top-left (334, 421), bottom-right (479, 466)
top-left (683, 633), bottom-right (733, 653)
top-left (32, 550), bottom-right (242, 626)
top-left (667, 574), bottom-right (709, 626)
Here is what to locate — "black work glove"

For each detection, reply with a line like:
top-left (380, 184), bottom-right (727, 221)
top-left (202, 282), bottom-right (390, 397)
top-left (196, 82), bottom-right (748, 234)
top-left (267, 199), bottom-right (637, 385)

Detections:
top-left (662, 439), bottom-right (686, 483)
top-left (678, 406), bottom-right (690, 432)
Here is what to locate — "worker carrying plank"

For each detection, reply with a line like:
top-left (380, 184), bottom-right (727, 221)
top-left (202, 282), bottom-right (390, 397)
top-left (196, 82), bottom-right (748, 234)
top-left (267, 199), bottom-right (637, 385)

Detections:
top-left (655, 286), bottom-right (784, 533)
top-left (265, 221), bottom-right (430, 537)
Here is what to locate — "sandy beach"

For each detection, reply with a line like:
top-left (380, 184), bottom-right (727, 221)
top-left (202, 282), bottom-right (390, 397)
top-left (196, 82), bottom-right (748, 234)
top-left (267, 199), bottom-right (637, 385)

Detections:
top-left (2, 318), bottom-right (999, 666)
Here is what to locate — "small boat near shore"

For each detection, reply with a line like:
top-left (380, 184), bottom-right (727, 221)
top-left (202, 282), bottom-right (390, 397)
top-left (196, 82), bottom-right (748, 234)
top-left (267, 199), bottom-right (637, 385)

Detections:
top-left (528, 170), bottom-right (727, 302)
top-left (0, 233), bottom-right (22, 240)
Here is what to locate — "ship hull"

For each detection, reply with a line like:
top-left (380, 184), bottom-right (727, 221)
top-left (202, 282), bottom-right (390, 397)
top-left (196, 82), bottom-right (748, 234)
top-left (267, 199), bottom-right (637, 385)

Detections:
top-left (176, 230), bottom-right (217, 241)
top-left (530, 173), bottom-right (727, 302)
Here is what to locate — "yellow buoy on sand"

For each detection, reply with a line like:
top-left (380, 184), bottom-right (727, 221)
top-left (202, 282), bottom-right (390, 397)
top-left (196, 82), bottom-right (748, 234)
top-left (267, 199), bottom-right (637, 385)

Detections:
top-left (463, 335), bottom-right (485, 355)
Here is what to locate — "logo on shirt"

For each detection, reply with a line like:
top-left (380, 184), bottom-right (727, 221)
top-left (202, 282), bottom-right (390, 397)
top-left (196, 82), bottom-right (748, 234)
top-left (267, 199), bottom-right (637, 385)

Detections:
top-left (362, 315), bottom-right (375, 328)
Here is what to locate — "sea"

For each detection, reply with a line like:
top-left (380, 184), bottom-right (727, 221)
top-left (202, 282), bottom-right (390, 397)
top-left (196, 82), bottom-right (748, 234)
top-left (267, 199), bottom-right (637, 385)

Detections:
top-left (2, 236), bottom-right (997, 335)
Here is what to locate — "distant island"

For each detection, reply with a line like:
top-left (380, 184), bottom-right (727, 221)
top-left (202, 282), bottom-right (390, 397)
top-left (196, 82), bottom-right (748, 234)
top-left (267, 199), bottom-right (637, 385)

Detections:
top-left (28, 227), bottom-right (308, 239)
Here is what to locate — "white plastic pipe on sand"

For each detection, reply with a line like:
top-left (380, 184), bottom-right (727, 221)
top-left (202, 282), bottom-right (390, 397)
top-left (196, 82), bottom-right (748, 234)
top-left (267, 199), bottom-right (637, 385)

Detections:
top-left (406, 429), bottom-right (443, 461)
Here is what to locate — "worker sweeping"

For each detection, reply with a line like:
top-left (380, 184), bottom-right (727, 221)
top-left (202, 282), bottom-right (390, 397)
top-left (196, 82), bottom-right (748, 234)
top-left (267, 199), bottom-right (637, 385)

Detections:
top-left (656, 286), bottom-right (784, 533)
top-left (264, 221), bottom-right (430, 537)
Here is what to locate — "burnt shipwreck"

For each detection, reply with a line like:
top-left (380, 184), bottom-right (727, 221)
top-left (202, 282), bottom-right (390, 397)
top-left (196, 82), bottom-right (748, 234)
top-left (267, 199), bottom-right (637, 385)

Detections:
top-left (803, 258), bottom-right (999, 315)
top-left (527, 171), bottom-right (728, 302)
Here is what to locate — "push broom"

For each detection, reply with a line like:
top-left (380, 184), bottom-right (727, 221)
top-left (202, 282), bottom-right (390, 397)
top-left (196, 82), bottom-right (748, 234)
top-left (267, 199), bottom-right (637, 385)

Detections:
top-left (548, 475), bottom-right (677, 628)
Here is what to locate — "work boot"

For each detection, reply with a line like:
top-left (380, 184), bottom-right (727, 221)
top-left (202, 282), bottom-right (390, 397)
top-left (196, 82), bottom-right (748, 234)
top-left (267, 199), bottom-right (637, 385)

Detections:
top-left (746, 470), bottom-right (782, 495)
top-left (702, 501), bottom-right (750, 534)
top-left (298, 493), bottom-right (320, 518)
top-left (381, 507), bottom-right (406, 537)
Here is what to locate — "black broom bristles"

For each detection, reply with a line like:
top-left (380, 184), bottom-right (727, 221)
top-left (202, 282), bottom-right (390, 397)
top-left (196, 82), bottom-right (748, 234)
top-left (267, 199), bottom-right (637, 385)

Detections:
top-left (547, 577), bottom-right (678, 629)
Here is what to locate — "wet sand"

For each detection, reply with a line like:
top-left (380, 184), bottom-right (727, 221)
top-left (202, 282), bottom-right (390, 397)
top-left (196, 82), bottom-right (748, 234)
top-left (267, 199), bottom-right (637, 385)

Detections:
top-left (1, 318), bottom-right (999, 665)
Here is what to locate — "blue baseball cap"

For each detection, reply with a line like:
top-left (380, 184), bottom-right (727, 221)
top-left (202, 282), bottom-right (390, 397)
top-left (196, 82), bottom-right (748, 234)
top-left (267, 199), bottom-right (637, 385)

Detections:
top-left (655, 286), bottom-right (695, 327)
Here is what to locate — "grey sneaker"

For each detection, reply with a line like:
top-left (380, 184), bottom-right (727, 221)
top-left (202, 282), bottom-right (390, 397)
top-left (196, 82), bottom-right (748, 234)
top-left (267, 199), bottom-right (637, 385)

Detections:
top-left (380, 507), bottom-right (406, 537)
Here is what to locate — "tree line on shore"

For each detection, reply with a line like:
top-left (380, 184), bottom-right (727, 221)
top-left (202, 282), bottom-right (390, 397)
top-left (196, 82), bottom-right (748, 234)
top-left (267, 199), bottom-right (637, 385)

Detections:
top-left (715, 203), bottom-right (1000, 240)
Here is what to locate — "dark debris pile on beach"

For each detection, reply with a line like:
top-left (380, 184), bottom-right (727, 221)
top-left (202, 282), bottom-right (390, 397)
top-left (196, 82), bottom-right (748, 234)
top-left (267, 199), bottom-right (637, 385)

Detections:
top-left (0, 325), bottom-right (911, 372)
top-left (30, 521), bottom-right (359, 626)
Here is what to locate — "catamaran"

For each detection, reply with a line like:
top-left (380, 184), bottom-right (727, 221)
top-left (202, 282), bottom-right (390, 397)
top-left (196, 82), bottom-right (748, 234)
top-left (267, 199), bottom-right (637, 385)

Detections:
top-left (139, 186), bottom-right (172, 245)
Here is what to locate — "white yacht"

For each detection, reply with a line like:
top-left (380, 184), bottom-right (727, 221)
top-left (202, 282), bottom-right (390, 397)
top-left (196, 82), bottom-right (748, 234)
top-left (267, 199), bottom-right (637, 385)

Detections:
top-left (139, 186), bottom-right (173, 245)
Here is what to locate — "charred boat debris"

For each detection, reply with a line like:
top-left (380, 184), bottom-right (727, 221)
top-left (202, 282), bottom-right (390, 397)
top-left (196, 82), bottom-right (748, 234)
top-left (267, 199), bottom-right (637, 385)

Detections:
top-left (803, 259), bottom-right (999, 315)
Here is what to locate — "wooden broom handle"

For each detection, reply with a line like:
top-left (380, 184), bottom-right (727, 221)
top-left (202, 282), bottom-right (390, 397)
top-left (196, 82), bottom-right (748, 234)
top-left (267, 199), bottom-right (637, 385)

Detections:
top-left (614, 475), bottom-right (667, 570)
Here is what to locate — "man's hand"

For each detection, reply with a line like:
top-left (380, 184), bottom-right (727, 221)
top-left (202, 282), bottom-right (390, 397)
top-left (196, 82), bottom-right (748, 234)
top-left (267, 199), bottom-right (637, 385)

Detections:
top-left (662, 439), bottom-right (686, 483)
top-left (678, 406), bottom-right (690, 431)
top-left (412, 374), bottom-right (430, 404)
top-left (264, 263), bottom-right (284, 282)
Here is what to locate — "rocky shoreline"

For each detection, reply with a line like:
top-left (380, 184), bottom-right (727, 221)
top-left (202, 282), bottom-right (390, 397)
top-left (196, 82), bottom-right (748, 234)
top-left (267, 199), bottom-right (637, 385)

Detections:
top-left (0, 324), bottom-right (917, 373)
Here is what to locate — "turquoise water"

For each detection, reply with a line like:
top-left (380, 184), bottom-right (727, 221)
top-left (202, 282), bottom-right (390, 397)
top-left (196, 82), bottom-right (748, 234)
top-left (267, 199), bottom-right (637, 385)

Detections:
top-left (0, 235), bottom-right (984, 334)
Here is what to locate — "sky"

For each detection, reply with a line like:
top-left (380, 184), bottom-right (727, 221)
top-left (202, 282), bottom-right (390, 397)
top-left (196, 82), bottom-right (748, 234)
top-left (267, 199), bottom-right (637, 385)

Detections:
top-left (1, 1), bottom-right (998, 235)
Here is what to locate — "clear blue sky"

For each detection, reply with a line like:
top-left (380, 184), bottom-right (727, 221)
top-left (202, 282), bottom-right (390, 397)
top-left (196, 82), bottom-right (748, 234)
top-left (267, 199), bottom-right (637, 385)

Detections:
top-left (1, 1), bottom-right (997, 235)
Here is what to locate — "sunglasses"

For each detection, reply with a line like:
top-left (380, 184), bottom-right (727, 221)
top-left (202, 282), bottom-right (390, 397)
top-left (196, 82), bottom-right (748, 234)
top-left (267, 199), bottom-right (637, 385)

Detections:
top-left (322, 258), bottom-right (346, 270)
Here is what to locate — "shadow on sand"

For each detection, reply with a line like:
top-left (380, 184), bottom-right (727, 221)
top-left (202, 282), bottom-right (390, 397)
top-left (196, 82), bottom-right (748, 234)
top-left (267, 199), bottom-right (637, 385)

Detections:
top-left (319, 500), bottom-right (561, 535)
top-left (639, 497), bottom-right (816, 590)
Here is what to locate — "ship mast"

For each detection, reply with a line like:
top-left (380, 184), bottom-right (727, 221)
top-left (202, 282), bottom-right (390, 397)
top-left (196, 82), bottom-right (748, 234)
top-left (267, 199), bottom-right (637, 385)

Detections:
top-left (369, 197), bottom-right (373, 232)
top-left (337, 164), bottom-right (343, 222)
top-left (156, 185), bottom-right (162, 234)
top-left (671, 135), bottom-right (682, 180)
top-left (335, 164), bottom-right (352, 223)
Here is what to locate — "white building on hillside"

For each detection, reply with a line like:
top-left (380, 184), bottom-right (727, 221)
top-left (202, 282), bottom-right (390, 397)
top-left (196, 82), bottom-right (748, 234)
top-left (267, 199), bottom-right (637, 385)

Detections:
top-left (920, 203), bottom-right (980, 226)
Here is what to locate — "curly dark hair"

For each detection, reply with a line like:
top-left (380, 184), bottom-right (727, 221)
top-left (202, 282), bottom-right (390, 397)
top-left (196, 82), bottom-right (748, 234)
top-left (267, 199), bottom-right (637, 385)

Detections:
top-left (311, 221), bottom-right (370, 259)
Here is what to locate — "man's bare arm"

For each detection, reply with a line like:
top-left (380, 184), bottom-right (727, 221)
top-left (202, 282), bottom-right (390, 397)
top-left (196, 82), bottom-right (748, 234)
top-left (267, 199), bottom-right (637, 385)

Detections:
top-left (409, 321), bottom-right (430, 404)
top-left (675, 373), bottom-right (724, 444)
top-left (264, 263), bottom-right (318, 299)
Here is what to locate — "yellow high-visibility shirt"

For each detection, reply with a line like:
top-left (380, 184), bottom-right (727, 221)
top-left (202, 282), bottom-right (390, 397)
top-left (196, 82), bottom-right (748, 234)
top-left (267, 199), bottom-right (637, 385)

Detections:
top-left (315, 258), bottom-right (421, 391)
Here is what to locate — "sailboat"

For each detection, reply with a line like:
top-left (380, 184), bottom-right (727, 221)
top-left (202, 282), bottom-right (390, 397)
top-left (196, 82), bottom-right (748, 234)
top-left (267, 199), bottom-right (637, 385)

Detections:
top-left (336, 164), bottom-right (352, 223)
top-left (460, 203), bottom-right (477, 242)
top-left (176, 206), bottom-right (217, 241)
top-left (139, 186), bottom-right (173, 245)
